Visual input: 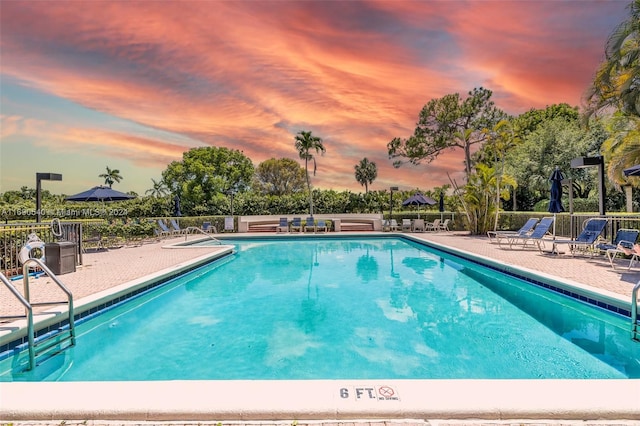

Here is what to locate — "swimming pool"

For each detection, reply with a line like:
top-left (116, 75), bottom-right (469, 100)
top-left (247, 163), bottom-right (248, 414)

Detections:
top-left (1, 236), bottom-right (638, 381)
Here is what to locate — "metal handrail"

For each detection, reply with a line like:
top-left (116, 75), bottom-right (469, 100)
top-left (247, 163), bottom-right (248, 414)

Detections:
top-left (632, 280), bottom-right (640, 341)
top-left (0, 272), bottom-right (35, 370)
top-left (183, 227), bottom-right (222, 244)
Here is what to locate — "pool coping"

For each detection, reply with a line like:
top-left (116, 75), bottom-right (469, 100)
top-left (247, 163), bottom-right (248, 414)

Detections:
top-left (1, 234), bottom-right (639, 422)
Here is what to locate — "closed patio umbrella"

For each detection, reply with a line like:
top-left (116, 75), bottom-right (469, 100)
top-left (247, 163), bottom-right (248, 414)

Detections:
top-left (548, 167), bottom-right (565, 239)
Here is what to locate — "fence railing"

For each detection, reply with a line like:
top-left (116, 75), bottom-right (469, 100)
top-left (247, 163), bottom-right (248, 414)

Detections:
top-left (0, 221), bottom-right (83, 277)
top-left (495, 212), bottom-right (640, 240)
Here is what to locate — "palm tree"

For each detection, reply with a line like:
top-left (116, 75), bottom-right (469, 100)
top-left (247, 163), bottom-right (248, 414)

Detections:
top-left (145, 178), bottom-right (169, 197)
top-left (602, 114), bottom-right (640, 188)
top-left (354, 158), bottom-right (378, 193)
top-left (584, 0), bottom-right (640, 119)
top-left (99, 166), bottom-right (123, 188)
top-left (294, 130), bottom-right (326, 216)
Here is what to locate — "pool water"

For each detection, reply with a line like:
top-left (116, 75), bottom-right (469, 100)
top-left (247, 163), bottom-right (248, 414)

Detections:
top-left (1, 237), bottom-right (638, 381)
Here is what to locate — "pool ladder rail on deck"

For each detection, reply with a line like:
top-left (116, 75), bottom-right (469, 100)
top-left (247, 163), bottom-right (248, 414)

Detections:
top-left (0, 259), bottom-right (76, 371)
top-left (632, 280), bottom-right (640, 342)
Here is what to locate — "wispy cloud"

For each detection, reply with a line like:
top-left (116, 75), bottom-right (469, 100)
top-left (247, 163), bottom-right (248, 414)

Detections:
top-left (0, 0), bottom-right (628, 194)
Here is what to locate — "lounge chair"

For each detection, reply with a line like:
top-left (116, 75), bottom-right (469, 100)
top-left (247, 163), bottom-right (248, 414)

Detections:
top-left (595, 228), bottom-right (639, 253)
top-left (490, 218), bottom-right (539, 245)
top-left (201, 221), bottom-right (216, 233)
top-left (276, 217), bottom-right (289, 233)
top-left (504, 216), bottom-right (555, 251)
top-left (412, 219), bottom-right (425, 232)
top-left (551, 218), bottom-right (608, 256)
top-left (606, 243), bottom-right (640, 270)
top-left (158, 219), bottom-right (177, 236)
top-left (389, 219), bottom-right (399, 231)
top-left (290, 217), bottom-right (303, 233)
top-left (401, 219), bottom-right (412, 232)
top-left (304, 217), bottom-right (316, 233)
top-left (315, 219), bottom-right (327, 233)
top-left (438, 218), bottom-right (451, 232)
top-left (82, 231), bottom-right (103, 252)
top-left (426, 218), bottom-right (441, 232)
top-left (170, 218), bottom-right (186, 235)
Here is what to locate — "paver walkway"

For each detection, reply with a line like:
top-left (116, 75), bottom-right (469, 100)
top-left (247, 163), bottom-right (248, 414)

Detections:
top-left (2, 231), bottom-right (639, 426)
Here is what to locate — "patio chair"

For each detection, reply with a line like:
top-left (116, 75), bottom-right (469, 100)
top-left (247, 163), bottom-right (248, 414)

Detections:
top-left (276, 217), bottom-right (289, 233)
top-left (290, 217), bottom-right (303, 233)
top-left (412, 219), bottom-right (426, 232)
top-left (426, 218), bottom-right (441, 232)
top-left (170, 218), bottom-right (187, 235)
top-left (504, 216), bottom-right (555, 251)
top-left (157, 219), bottom-right (177, 236)
top-left (438, 218), bottom-right (451, 232)
top-left (490, 218), bottom-right (539, 245)
top-left (551, 218), bottom-right (608, 256)
top-left (224, 217), bottom-right (235, 232)
top-left (82, 230), bottom-right (103, 252)
top-left (201, 221), bottom-right (216, 233)
top-left (595, 228), bottom-right (639, 253)
top-left (304, 217), bottom-right (316, 233)
top-left (401, 219), bottom-right (412, 232)
top-left (606, 243), bottom-right (640, 270)
top-left (315, 219), bottom-right (328, 233)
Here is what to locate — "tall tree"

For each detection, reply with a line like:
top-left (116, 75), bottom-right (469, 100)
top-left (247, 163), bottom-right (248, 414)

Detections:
top-left (388, 87), bottom-right (506, 179)
top-left (99, 166), bottom-right (123, 188)
top-left (162, 146), bottom-right (254, 215)
top-left (584, 0), bottom-right (640, 119)
top-left (253, 158), bottom-right (307, 196)
top-left (294, 130), bottom-right (326, 216)
top-left (354, 158), bottom-right (378, 193)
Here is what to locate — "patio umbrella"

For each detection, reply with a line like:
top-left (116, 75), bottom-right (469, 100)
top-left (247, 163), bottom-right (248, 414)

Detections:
top-left (439, 192), bottom-right (445, 221)
top-left (402, 193), bottom-right (436, 218)
top-left (65, 185), bottom-right (135, 202)
top-left (623, 164), bottom-right (640, 177)
top-left (548, 167), bottom-right (565, 239)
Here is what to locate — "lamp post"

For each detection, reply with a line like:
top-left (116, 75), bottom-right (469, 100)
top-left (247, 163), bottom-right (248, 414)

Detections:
top-left (36, 172), bottom-right (62, 223)
top-left (389, 186), bottom-right (398, 220)
top-left (570, 156), bottom-right (606, 216)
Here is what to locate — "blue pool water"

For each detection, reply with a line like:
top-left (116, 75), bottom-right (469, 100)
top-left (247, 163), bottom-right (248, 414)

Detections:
top-left (1, 237), bottom-right (638, 381)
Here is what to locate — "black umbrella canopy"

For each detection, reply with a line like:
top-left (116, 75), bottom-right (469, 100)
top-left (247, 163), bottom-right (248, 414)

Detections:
top-left (623, 164), bottom-right (640, 177)
top-left (65, 186), bottom-right (135, 202)
top-left (402, 193), bottom-right (436, 206)
top-left (402, 193), bottom-right (436, 219)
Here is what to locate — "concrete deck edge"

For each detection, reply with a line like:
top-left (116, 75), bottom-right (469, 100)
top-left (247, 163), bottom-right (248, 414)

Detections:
top-left (1, 379), bottom-right (639, 421)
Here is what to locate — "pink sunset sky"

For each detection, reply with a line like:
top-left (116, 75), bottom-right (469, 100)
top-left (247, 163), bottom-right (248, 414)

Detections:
top-left (0, 0), bottom-right (630, 196)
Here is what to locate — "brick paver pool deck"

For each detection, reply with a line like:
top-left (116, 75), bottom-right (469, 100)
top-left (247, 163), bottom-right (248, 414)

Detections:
top-left (1, 231), bottom-right (639, 426)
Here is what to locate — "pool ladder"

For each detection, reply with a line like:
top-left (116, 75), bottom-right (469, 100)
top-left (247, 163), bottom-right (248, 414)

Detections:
top-left (632, 280), bottom-right (640, 342)
top-left (0, 259), bottom-right (76, 371)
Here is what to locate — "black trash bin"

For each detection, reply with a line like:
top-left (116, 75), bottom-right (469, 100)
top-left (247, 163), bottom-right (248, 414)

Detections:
top-left (45, 241), bottom-right (77, 275)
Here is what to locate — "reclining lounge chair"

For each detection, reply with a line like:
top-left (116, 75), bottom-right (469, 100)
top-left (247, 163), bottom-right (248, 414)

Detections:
top-left (504, 217), bottom-right (554, 251)
top-left (551, 218), bottom-right (608, 256)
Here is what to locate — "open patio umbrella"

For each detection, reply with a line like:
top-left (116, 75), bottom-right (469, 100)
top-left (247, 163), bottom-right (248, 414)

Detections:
top-left (65, 185), bottom-right (135, 202)
top-left (402, 193), bottom-right (436, 218)
top-left (623, 164), bottom-right (640, 177)
top-left (548, 167), bottom-right (565, 239)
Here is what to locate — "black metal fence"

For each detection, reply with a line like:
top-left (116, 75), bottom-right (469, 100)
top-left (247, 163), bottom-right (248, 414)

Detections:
top-left (0, 221), bottom-right (83, 277)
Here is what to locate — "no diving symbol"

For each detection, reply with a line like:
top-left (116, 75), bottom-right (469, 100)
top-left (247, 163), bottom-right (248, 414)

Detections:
top-left (377, 385), bottom-right (398, 400)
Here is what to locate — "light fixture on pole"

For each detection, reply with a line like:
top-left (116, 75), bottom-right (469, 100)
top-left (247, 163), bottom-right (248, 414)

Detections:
top-left (36, 172), bottom-right (62, 223)
top-left (570, 156), bottom-right (606, 216)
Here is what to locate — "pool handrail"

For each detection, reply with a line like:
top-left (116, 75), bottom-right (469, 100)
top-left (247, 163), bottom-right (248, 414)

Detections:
top-left (182, 227), bottom-right (222, 244)
top-left (0, 271), bottom-right (35, 370)
top-left (632, 279), bottom-right (640, 341)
